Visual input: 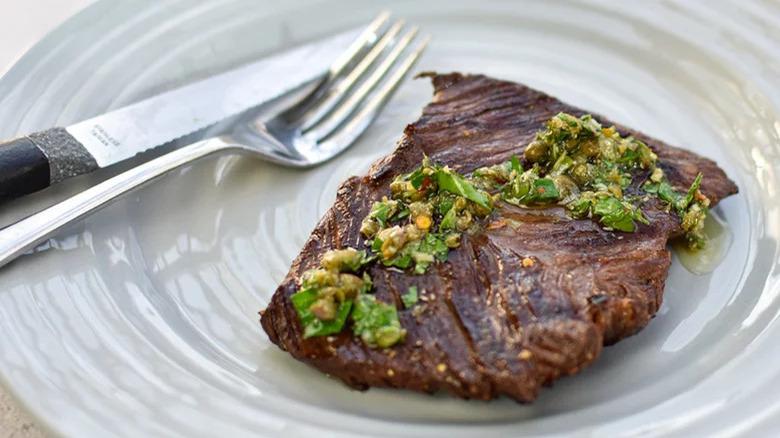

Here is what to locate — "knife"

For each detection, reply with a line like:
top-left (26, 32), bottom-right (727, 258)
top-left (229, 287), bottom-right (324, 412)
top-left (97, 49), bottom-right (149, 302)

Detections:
top-left (0, 26), bottom-right (364, 202)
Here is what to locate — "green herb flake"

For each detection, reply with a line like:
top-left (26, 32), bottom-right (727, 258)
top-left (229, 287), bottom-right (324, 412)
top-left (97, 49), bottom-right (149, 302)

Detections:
top-left (642, 182), bottom-right (660, 194)
top-left (291, 287), bottom-right (353, 338)
top-left (554, 130), bottom-right (571, 142)
top-left (424, 233), bottom-right (450, 262)
top-left (657, 182), bottom-right (681, 207)
top-left (592, 197), bottom-right (636, 232)
top-left (409, 167), bottom-right (425, 190)
top-left (412, 262), bottom-right (429, 275)
top-left (440, 206), bottom-right (457, 230)
top-left (397, 233), bottom-right (451, 275)
top-left (685, 172), bottom-right (703, 208)
top-left (502, 178), bottom-right (532, 203)
top-left (436, 168), bottom-right (492, 210)
top-left (352, 294), bottom-right (406, 348)
top-left (510, 155), bottom-right (523, 173)
top-left (645, 181), bottom-right (676, 205)
top-left (402, 286), bottom-right (419, 308)
top-left (643, 180), bottom-right (691, 215)
top-left (370, 202), bottom-right (391, 227)
top-left (618, 148), bottom-right (642, 166)
top-left (438, 197), bottom-right (454, 215)
top-left (567, 197), bottom-right (592, 218)
top-left (359, 252), bottom-right (378, 267)
top-left (532, 178), bottom-right (560, 202)
top-left (360, 272), bottom-right (373, 294)
top-left (383, 253), bottom-right (412, 269)
top-left (506, 176), bottom-right (561, 206)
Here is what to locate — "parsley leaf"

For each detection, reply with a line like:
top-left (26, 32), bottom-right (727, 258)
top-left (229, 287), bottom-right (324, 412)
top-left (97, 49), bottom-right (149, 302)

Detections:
top-left (531, 178), bottom-right (560, 202)
top-left (352, 294), bottom-right (405, 348)
top-left (643, 182), bottom-right (660, 194)
top-left (409, 167), bottom-right (425, 189)
top-left (423, 233), bottom-right (449, 261)
top-left (438, 198), bottom-right (454, 215)
top-left (643, 178), bottom-right (696, 215)
top-left (657, 182), bottom-right (682, 206)
top-left (617, 148), bottom-right (642, 166)
top-left (370, 202), bottom-right (391, 227)
top-left (413, 262), bottom-right (429, 275)
top-left (402, 286), bottom-right (419, 308)
top-left (567, 197), bottom-right (592, 218)
top-left (440, 206), bottom-right (457, 230)
top-left (291, 287), bottom-right (352, 338)
top-left (383, 253), bottom-right (412, 269)
top-left (633, 207), bottom-right (650, 225)
top-left (436, 168), bottom-right (492, 210)
top-left (592, 197), bottom-right (636, 232)
top-left (358, 251), bottom-right (378, 267)
top-left (510, 155), bottom-right (523, 173)
top-left (685, 172), bottom-right (703, 209)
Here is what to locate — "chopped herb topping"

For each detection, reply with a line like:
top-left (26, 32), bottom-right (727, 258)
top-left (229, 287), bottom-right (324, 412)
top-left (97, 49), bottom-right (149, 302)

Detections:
top-left (293, 158), bottom-right (491, 347)
top-left (366, 156), bottom-right (489, 275)
top-left (291, 248), bottom-right (402, 346)
top-left (293, 112), bottom-right (713, 347)
top-left (647, 172), bottom-right (710, 249)
top-left (473, 112), bottom-right (710, 248)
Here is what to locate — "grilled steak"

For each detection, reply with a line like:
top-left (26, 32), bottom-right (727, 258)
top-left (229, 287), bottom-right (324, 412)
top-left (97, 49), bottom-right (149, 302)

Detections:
top-left (260, 72), bottom-right (738, 402)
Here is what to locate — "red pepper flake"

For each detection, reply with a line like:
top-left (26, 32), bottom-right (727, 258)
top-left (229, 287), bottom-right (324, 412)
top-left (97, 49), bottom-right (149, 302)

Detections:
top-left (537, 188), bottom-right (546, 194)
top-left (420, 177), bottom-right (434, 190)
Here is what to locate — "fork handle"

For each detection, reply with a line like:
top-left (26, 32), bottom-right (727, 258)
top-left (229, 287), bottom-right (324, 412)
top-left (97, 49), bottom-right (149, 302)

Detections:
top-left (0, 137), bottom-right (234, 269)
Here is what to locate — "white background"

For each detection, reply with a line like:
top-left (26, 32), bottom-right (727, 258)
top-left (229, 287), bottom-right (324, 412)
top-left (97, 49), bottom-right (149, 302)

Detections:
top-left (0, 2), bottom-right (94, 436)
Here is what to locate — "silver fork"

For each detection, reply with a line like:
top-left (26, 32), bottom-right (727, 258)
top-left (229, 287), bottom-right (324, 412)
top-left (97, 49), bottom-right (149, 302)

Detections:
top-left (0, 13), bottom-right (429, 269)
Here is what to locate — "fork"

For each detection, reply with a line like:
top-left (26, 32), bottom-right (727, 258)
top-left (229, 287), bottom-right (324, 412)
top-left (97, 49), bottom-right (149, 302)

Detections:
top-left (0, 13), bottom-right (429, 269)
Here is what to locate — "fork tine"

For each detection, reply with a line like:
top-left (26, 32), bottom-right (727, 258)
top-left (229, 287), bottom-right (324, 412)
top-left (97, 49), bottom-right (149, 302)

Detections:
top-left (327, 11), bottom-right (390, 79)
top-left (279, 12), bottom-right (392, 124)
top-left (314, 37), bottom-right (430, 158)
top-left (296, 19), bottom-right (406, 132)
top-left (305, 27), bottom-right (420, 141)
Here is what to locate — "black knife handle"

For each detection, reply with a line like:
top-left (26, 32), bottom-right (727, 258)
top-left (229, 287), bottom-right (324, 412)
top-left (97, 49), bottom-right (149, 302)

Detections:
top-left (0, 127), bottom-right (98, 202)
top-left (0, 136), bottom-right (50, 201)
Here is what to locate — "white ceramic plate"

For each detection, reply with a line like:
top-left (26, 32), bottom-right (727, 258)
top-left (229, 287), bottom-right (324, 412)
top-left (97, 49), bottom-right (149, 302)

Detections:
top-left (1, 1), bottom-right (778, 437)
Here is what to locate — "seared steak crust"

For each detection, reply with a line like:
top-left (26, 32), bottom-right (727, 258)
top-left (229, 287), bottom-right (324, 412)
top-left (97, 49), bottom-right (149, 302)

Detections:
top-left (260, 73), bottom-right (738, 402)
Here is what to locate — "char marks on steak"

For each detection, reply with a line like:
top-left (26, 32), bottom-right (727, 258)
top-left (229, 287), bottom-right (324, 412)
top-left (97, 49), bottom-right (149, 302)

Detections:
top-left (260, 73), bottom-right (738, 402)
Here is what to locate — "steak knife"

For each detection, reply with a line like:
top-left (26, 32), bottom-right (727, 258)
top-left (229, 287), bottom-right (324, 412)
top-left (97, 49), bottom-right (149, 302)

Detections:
top-left (0, 27), bottom-right (361, 202)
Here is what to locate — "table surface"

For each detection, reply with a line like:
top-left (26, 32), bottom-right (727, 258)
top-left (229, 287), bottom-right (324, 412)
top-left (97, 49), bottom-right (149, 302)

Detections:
top-left (0, 2), bottom-right (94, 436)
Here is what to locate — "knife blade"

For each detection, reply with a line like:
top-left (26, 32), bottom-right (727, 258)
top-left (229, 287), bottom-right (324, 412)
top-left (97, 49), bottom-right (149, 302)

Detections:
top-left (0, 27), bottom-right (362, 202)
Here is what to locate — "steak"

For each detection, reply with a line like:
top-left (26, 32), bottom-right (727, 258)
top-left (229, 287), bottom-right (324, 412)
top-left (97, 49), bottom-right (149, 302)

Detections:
top-left (260, 72), bottom-right (738, 402)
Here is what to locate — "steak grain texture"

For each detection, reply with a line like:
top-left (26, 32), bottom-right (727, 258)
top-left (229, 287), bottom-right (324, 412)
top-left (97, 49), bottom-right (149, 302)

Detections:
top-left (260, 73), bottom-right (738, 402)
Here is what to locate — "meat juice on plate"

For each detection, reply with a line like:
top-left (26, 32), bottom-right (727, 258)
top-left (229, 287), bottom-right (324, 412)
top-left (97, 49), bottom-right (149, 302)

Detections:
top-left (672, 209), bottom-right (732, 275)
